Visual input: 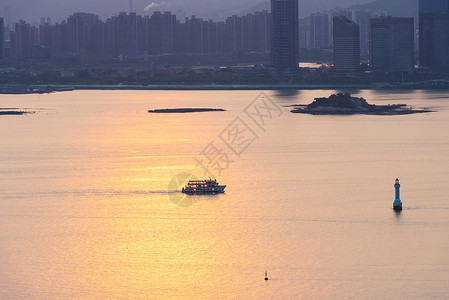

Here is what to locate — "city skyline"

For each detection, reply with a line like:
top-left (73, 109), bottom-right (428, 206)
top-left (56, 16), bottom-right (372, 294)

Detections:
top-left (7, 10), bottom-right (272, 62)
top-left (3, 0), bottom-right (449, 79)
top-left (0, 0), bottom-right (378, 26)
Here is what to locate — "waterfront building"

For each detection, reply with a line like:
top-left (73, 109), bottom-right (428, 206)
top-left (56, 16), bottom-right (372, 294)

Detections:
top-left (271, 0), bottom-right (299, 79)
top-left (369, 17), bottom-right (414, 73)
top-left (419, 0), bottom-right (449, 72)
top-left (333, 16), bottom-right (360, 74)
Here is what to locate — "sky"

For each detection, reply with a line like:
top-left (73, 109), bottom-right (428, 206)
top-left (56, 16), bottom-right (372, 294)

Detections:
top-left (1, 0), bottom-right (373, 25)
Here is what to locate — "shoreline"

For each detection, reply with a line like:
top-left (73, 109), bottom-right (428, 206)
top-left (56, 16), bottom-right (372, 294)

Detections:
top-left (2, 83), bottom-right (449, 94)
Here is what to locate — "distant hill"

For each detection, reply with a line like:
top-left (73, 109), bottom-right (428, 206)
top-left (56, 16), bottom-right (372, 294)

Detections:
top-left (351, 0), bottom-right (418, 17)
top-left (243, 2), bottom-right (270, 14)
top-left (243, 0), bottom-right (418, 18)
top-left (243, 0), bottom-right (374, 17)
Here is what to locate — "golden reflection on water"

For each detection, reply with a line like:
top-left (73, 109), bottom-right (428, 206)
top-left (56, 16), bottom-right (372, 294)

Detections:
top-left (1, 90), bottom-right (449, 298)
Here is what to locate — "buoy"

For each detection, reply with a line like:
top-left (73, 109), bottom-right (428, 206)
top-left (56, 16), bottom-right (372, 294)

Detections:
top-left (264, 271), bottom-right (268, 281)
top-left (393, 178), bottom-right (402, 211)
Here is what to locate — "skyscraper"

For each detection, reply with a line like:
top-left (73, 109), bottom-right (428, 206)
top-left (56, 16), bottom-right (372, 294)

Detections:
top-left (310, 13), bottom-right (329, 49)
top-left (241, 11), bottom-right (271, 53)
top-left (299, 17), bottom-right (311, 49)
top-left (271, 0), bottom-right (299, 79)
top-left (419, 0), bottom-right (449, 72)
top-left (12, 20), bottom-right (35, 60)
top-left (329, 8), bottom-right (353, 45)
top-left (225, 15), bottom-right (242, 53)
top-left (370, 17), bottom-right (415, 73)
top-left (66, 13), bottom-right (99, 56)
top-left (354, 10), bottom-right (372, 56)
top-left (186, 16), bottom-right (203, 54)
top-left (0, 18), bottom-right (4, 64)
top-left (333, 16), bottom-right (360, 74)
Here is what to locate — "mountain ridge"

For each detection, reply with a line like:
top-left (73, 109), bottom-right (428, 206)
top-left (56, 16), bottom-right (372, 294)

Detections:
top-left (243, 0), bottom-right (417, 18)
top-left (351, 0), bottom-right (418, 17)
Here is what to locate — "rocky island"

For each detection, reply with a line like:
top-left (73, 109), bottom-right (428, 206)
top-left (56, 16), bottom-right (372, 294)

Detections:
top-left (148, 108), bottom-right (226, 113)
top-left (290, 93), bottom-right (433, 115)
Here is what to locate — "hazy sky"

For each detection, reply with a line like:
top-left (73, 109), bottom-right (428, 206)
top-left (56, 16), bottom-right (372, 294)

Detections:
top-left (1, 0), bottom-right (373, 25)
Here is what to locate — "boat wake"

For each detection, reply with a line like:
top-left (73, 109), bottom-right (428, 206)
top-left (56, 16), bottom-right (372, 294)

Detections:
top-left (0, 189), bottom-right (180, 199)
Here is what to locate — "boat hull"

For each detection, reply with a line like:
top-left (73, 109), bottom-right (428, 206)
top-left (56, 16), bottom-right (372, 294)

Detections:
top-left (182, 185), bottom-right (226, 194)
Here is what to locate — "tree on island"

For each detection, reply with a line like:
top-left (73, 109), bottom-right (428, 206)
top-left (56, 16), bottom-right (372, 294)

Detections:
top-left (291, 93), bottom-right (432, 115)
top-left (308, 93), bottom-right (374, 110)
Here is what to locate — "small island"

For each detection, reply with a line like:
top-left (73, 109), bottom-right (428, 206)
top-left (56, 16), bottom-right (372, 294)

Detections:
top-left (290, 93), bottom-right (433, 115)
top-left (0, 109), bottom-right (32, 116)
top-left (148, 108), bottom-right (226, 113)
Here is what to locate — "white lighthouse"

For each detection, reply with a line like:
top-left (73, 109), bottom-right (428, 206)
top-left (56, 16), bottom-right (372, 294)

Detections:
top-left (393, 178), bottom-right (402, 211)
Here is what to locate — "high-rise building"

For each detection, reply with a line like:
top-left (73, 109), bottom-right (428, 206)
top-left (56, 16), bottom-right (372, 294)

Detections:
top-left (354, 10), bottom-right (372, 56)
top-left (0, 18), bottom-right (4, 64)
top-left (333, 16), bottom-right (360, 74)
top-left (299, 17), bottom-right (311, 49)
top-left (271, 0), bottom-right (299, 79)
top-left (66, 13), bottom-right (99, 57)
top-left (173, 19), bottom-right (186, 53)
top-left (310, 13), bottom-right (329, 49)
top-left (186, 15), bottom-right (206, 54)
top-left (104, 12), bottom-right (145, 58)
top-left (3, 7), bottom-right (12, 27)
top-left (239, 11), bottom-right (271, 53)
top-left (420, 0), bottom-right (449, 13)
top-left (329, 8), bottom-right (353, 45)
top-left (225, 15), bottom-right (242, 53)
top-left (210, 21), bottom-right (226, 54)
top-left (369, 17), bottom-right (414, 73)
top-left (148, 11), bottom-right (176, 55)
top-left (12, 20), bottom-right (36, 60)
top-left (175, 10), bottom-right (186, 23)
top-left (419, 0), bottom-right (449, 72)
top-left (254, 11), bottom-right (271, 52)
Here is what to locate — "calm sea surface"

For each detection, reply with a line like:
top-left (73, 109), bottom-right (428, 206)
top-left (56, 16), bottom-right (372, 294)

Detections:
top-left (1, 90), bottom-right (449, 299)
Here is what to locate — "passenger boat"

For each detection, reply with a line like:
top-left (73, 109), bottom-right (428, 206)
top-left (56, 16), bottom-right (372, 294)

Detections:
top-left (182, 178), bottom-right (226, 194)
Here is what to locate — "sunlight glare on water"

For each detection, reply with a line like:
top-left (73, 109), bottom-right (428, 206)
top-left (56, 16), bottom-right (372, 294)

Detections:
top-left (1, 89), bottom-right (449, 299)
